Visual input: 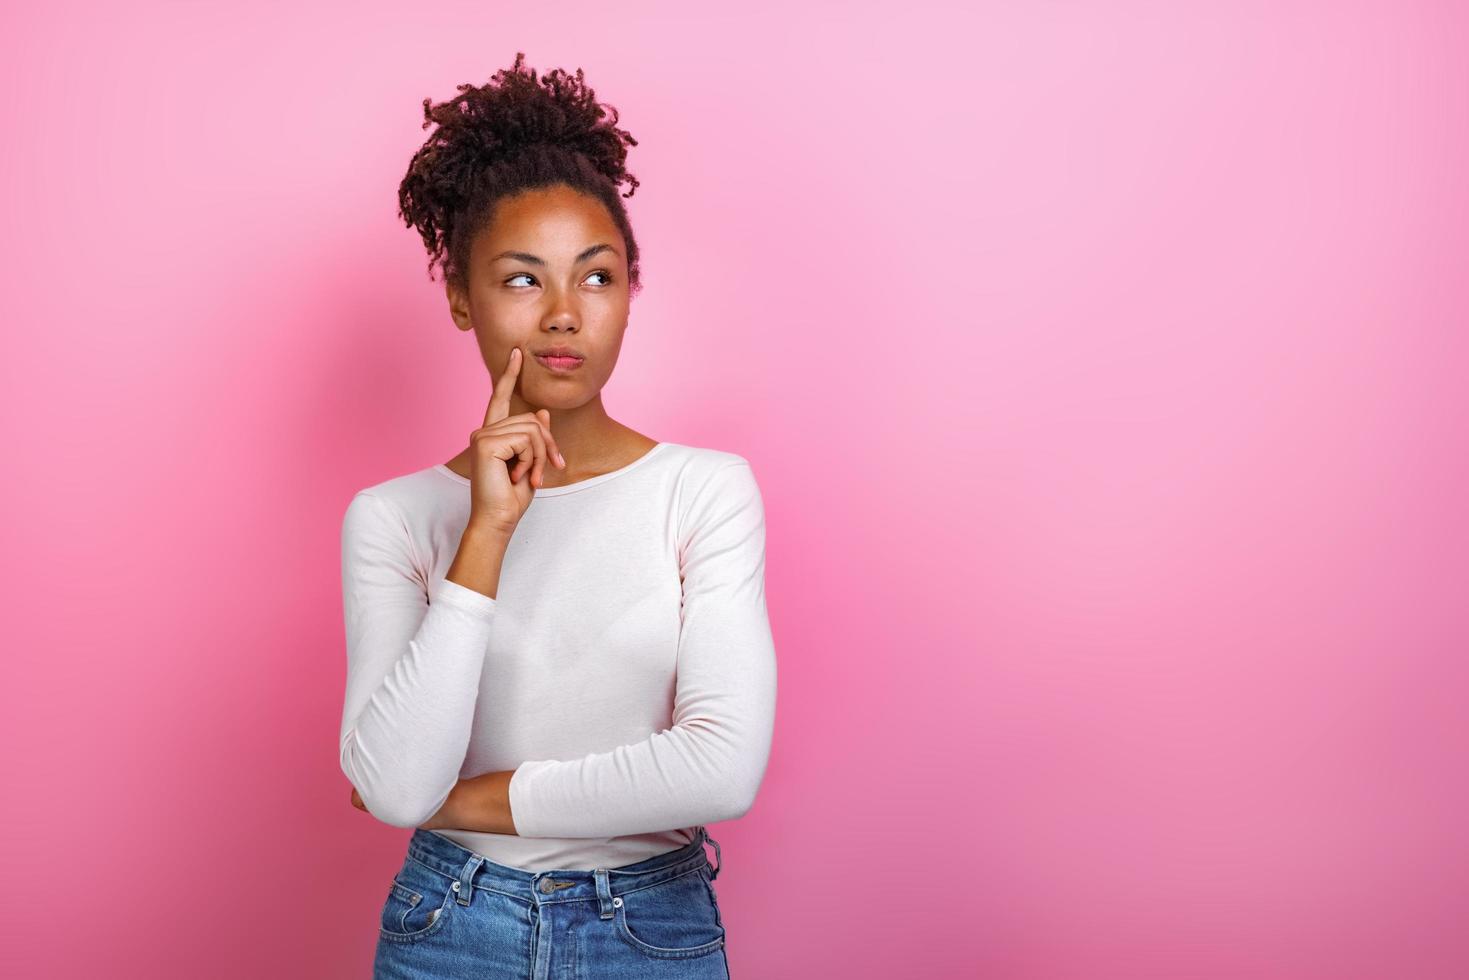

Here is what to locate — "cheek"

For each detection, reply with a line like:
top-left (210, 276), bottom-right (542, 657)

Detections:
top-left (473, 286), bottom-right (536, 323)
top-left (597, 338), bottom-right (627, 373)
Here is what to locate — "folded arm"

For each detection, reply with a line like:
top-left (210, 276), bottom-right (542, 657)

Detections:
top-left (338, 491), bottom-right (499, 828)
top-left (501, 461), bottom-right (778, 839)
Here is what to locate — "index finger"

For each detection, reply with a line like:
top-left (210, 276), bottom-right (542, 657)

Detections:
top-left (484, 347), bottom-right (522, 426)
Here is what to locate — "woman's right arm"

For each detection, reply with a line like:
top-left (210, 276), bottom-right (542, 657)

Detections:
top-left (340, 346), bottom-right (561, 828)
top-left (338, 490), bottom-right (510, 828)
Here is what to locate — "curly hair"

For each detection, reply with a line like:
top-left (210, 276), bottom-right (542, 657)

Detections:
top-left (397, 52), bottom-right (642, 298)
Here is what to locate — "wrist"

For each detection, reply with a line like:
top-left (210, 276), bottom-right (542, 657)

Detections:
top-left (461, 771), bottom-right (516, 835)
top-left (464, 515), bottom-right (516, 542)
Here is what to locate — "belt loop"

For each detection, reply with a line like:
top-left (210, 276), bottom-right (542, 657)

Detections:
top-left (594, 868), bottom-right (615, 919)
top-left (703, 827), bottom-right (722, 881)
top-left (456, 855), bottom-right (483, 906)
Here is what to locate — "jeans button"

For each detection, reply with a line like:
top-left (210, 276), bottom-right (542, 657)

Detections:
top-left (538, 878), bottom-right (555, 894)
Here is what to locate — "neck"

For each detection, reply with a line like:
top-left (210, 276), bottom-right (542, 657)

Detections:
top-left (510, 393), bottom-right (628, 467)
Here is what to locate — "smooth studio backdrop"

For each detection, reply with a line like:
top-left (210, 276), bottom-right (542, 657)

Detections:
top-left (2, 2), bottom-right (1466, 978)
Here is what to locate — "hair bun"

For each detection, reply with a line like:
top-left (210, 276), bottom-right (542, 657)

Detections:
top-left (398, 52), bottom-right (643, 294)
top-left (420, 52), bottom-right (637, 195)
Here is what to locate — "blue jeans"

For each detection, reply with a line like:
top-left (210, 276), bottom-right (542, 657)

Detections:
top-left (373, 827), bottom-right (731, 979)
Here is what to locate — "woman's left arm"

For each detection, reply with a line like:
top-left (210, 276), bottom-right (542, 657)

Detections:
top-left (509, 460), bottom-right (777, 837)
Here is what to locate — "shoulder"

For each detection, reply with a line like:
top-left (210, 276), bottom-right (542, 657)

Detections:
top-left (656, 442), bottom-right (759, 501)
top-left (341, 464), bottom-right (451, 539)
top-left (340, 467), bottom-right (452, 582)
top-left (656, 441), bottom-right (755, 481)
top-left (659, 443), bottom-right (764, 544)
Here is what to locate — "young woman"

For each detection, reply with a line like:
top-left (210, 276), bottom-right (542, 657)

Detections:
top-left (338, 54), bottom-right (776, 978)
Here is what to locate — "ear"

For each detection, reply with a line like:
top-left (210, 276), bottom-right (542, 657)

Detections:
top-left (446, 280), bottom-right (473, 332)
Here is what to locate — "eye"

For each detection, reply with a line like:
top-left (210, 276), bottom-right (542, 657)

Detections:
top-left (586, 270), bottom-right (614, 286)
top-left (506, 273), bottom-right (536, 288)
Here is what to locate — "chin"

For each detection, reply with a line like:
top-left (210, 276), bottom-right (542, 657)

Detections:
top-left (528, 386), bottom-right (595, 411)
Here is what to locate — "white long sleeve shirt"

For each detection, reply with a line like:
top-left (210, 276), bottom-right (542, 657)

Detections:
top-left (338, 441), bottom-right (776, 871)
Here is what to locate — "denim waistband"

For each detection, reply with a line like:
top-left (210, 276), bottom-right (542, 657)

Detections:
top-left (403, 827), bottom-right (723, 911)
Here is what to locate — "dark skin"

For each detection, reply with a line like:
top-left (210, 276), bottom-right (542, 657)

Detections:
top-left (446, 182), bottom-right (658, 487)
top-left (350, 182), bottom-right (659, 834)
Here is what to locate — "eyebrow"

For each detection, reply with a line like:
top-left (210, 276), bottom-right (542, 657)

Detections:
top-left (489, 243), bottom-right (619, 266)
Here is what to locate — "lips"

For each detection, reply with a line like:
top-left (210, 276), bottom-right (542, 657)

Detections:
top-left (533, 352), bottom-right (585, 374)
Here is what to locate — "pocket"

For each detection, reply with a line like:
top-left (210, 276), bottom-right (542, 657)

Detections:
top-left (613, 866), bottom-right (726, 959)
top-left (378, 860), bottom-right (455, 944)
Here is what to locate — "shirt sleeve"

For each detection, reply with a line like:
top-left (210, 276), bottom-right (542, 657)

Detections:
top-left (338, 490), bottom-right (498, 828)
top-left (507, 460), bottom-right (778, 838)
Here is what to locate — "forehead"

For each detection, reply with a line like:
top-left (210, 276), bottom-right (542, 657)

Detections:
top-left (473, 186), bottom-right (621, 260)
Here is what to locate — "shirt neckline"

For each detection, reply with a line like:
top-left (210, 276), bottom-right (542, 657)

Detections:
top-left (433, 441), bottom-right (671, 497)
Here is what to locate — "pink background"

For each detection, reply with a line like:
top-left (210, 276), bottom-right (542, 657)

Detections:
top-left (3, 2), bottom-right (1466, 977)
